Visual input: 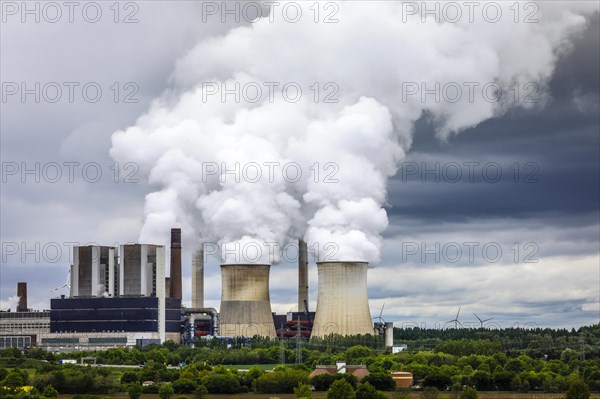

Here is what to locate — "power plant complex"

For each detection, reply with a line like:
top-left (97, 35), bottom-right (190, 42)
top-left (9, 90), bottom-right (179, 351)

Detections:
top-left (0, 228), bottom-right (394, 350)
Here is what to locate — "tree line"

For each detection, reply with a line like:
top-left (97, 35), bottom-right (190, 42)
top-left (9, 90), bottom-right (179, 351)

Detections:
top-left (0, 324), bottom-right (597, 398)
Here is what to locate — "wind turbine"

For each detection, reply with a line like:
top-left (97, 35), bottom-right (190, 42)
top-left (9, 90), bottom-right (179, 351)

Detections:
top-left (372, 302), bottom-right (386, 334)
top-left (473, 313), bottom-right (494, 328)
top-left (447, 306), bottom-right (463, 328)
top-left (50, 268), bottom-right (71, 294)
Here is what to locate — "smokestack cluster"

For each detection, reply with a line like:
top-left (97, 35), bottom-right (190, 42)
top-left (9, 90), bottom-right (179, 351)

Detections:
top-left (17, 282), bottom-right (27, 312)
top-left (170, 228), bottom-right (182, 299)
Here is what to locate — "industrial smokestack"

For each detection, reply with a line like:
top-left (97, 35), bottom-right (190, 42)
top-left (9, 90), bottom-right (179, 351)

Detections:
top-left (311, 262), bottom-right (373, 338)
top-left (170, 228), bottom-right (182, 299)
top-left (298, 239), bottom-right (308, 312)
top-left (165, 277), bottom-right (171, 298)
top-left (192, 247), bottom-right (204, 308)
top-left (219, 264), bottom-right (276, 338)
top-left (385, 322), bottom-right (394, 348)
top-left (17, 282), bottom-right (27, 312)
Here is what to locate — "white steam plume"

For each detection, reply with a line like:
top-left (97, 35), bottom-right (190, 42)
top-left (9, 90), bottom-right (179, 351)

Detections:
top-left (1, 295), bottom-right (21, 312)
top-left (110, 1), bottom-right (597, 264)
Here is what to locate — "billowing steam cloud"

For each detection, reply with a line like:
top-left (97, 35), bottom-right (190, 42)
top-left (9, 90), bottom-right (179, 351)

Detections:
top-left (1, 295), bottom-right (21, 312)
top-left (110, 1), bottom-right (598, 264)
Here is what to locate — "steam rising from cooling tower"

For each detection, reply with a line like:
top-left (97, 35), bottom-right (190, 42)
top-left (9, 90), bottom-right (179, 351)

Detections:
top-left (311, 262), bottom-right (373, 338)
top-left (110, 2), bottom-right (597, 263)
top-left (219, 264), bottom-right (276, 338)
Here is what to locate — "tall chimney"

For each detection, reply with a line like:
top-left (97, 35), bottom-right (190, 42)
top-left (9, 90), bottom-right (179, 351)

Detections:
top-left (17, 282), bottom-right (27, 312)
top-left (192, 247), bottom-right (204, 308)
top-left (219, 264), bottom-right (276, 338)
top-left (170, 228), bottom-right (182, 299)
top-left (385, 322), bottom-right (394, 348)
top-left (165, 277), bottom-right (171, 298)
top-left (298, 239), bottom-right (308, 311)
top-left (311, 261), bottom-right (373, 338)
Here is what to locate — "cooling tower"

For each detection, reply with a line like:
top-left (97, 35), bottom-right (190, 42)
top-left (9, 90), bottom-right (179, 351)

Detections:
top-left (219, 264), bottom-right (276, 338)
top-left (170, 228), bottom-right (182, 299)
top-left (311, 261), bottom-right (373, 338)
top-left (17, 282), bottom-right (27, 312)
top-left (192, 248), bottom-right (204, 308)
top-left (298, 239), bottom-right (308, 311)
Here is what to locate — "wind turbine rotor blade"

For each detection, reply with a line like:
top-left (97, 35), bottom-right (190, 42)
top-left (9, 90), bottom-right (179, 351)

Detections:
top-left (50, 283), bottom-right (68, 293)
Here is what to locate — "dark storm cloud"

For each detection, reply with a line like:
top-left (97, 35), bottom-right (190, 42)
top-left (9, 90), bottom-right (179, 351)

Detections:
top-left (551, 13), bottom-right (600, 99)
top-left (385, 13), bottom-right (600, 225)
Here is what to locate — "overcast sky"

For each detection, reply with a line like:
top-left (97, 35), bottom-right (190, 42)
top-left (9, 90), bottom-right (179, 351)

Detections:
top-left (1, 1), bottom-right (598, 330)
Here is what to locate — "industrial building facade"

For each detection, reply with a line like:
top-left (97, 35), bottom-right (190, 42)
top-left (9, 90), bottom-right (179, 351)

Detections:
top-left (0, 239), bottom-right (182, 349)
top-left (0, 309), bottom-right (50, 349)
top-left (50, 297), bottom-right (181, 334)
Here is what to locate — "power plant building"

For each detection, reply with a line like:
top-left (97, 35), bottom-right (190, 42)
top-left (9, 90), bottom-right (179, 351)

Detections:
top-left (119, 244), bottom-right (161, 297)
top-left (71, 246), bottom-right (118, 297)
top-left (46, 243), bottom-right (181, 346)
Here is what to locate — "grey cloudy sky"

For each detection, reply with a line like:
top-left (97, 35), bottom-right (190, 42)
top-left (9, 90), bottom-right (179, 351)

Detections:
top-left (1, 1), bottom-right (598, 330)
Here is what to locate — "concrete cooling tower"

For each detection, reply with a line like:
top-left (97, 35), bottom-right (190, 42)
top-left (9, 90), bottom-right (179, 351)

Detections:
top-left (219, 264), bottom-right (276, 338)
top-left (311, 261), bottom-right (373, 338)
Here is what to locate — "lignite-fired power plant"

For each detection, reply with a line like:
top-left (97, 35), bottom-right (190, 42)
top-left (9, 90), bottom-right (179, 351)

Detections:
top-left (0, 227), bottom-right (394, 350)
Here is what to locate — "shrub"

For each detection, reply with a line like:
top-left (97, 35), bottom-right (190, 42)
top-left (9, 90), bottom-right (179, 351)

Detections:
top-left (311, 373), bottom-right (335, 391)
top-left (565, 378), bottom-right (590, 399)
top-left (294, 382), bottom-right (312, 399)
top-left (459, 387), bottom-right (478, 399)
top-left (159, 383), bottom-right (174, 399)
top-left (356, 382), bottom-right (387, 399)
top-left (255, 368), bottom-right (309, 394)
top-left (362, 373), bottom-right (396, 391)
top-left (127, 382), bottom-right (142, 399)
top-left (42, 385), bottom-right (59, 399)
top-left (2, 369), bottom-right (28, 388)
top-left (327, 379), bottom-right (355, 399)
top-left (172, 378), bottom-right (196, 394)
top-left (334, 373), bottom-right (358, 389)
top-left (203, 373), bottom-right (241, 394)
top-left (193, 385), bottom-right (208, 399)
